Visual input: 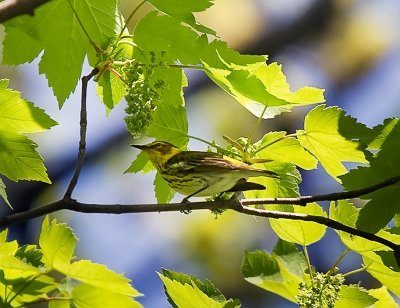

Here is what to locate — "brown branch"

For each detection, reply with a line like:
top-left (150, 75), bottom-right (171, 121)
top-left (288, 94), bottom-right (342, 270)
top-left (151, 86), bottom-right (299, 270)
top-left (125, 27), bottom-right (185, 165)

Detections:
top-left (0, 0), bottom-right (51, 23)
top-left (1, 175), bottom-right (400, 262)
top-left (0, 197), bottom-right (399, 260)
top-left (64, 68), bottom-right (98, 199)
top-left (242, 175), bottom-right (400, 206)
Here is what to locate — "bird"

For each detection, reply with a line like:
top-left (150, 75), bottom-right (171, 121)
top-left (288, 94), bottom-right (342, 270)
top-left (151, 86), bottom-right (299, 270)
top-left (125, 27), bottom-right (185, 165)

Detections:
top-left (132, 141), bottom-right (279, 202)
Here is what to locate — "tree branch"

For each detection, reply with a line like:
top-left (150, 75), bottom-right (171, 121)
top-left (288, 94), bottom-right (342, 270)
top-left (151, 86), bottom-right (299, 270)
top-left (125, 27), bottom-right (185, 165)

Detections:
top-left (64, 69), bottom-right (98, 199)
top-left (1, 175), bottom-right (400, 262)
top-left (0, 0), bottom-right (51, 23)
top-left (241, 175), bottom-right (400, 206)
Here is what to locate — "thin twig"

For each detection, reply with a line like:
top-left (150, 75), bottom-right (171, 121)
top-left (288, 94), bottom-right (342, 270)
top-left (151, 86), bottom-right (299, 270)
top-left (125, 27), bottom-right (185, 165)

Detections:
top-left (0, 0), bottom-right (50, 23)
top-left (235, 205), bottom-right (399, 252)
top-left (241, 175), bottom-right (400, 206)
top-left (64, 68), bottom-right (98, 199)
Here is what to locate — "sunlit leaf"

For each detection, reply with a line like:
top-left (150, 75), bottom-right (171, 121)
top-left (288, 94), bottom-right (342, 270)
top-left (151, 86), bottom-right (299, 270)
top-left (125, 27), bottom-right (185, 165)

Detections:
top-left (269, 203), bottom-right (327, 246)
top-left (159, 269), bottom-right (240, 308)
top-left (134, 12), bottom-right (200, 64)
top-left (0, 179), bottom-right (10, 208)
top-left (363, 255), bottom-right (400, 297)
top-left (255, 132), bottom-right (318, 170)
top-left (71, 283), bottom-right (143, 308)
top-left (368, 286), bottom-right (398, 308)
top-left (3, 0), bottom-right (118, 105)
top-left (341, 119), bottom-right (400, 232)
top-left (39, 216), bottom-right (77, 271)
top-left (0, 131), bottom-right (51, 183)
top-left (241, 247), bottom-right (305, 302)
top-left (335, 285), bottom-right (377, 308)
top-left (297, 105), bottom-right (370, 182)
top-left (154, 172), bottom-right (175, 203)
top-left (0, 80), bottom-right (57, 188)
top-left (148, 0), bottom-right (215, 34)
top-left (66, 260), bottom-right (141, 297)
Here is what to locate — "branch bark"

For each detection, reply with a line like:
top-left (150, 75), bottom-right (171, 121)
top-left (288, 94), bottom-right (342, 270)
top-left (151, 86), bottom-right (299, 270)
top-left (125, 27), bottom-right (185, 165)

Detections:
top-left (64, 68), bottom-right (98, 199)
top-left (0, 0), bottom-right (51, 23)
top-left (1, 175), bottom-right (400, 259)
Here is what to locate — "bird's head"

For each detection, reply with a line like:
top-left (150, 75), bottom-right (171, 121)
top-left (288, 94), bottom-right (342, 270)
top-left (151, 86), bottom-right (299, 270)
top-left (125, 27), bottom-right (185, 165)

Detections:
top-left (131, 141), bottom-right (181, 169)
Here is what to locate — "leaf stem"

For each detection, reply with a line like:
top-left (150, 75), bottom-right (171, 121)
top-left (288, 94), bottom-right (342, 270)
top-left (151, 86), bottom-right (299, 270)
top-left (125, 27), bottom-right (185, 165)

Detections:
top-left (246, 106), bottom-right (267, 151)
top-left (328, 248), bottom-right (350, 275)
top-left (186, 134), bottom-right (242, 158)
top-left (117, 0), bottom-right (147, 42)
top-left (303, 245), bottom-right (314, 279)
top-left (67, 0), bottom-right (103, 54)
top-left (112, 60), bottom-right (203, 71)
top-left (252, 132), bottom-right (302, 155)
top-left (342, 267), bottom-right (365, 278)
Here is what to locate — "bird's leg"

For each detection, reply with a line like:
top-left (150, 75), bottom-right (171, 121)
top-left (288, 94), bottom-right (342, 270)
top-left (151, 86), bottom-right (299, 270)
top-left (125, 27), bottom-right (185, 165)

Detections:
top-left (180, 184), bottom-right (209, 214)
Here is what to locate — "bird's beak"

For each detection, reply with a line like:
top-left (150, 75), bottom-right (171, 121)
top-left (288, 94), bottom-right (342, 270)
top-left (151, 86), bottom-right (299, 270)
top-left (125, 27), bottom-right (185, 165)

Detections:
top-left (131, 144), bottom-right (146, 150)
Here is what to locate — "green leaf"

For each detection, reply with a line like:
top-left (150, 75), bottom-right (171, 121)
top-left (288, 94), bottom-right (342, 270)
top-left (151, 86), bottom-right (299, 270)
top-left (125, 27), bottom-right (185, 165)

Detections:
top-left (134, 12), bottom-right (200, 64)
top-left (244, 162), bottom-right (301, 199)
top-left (241, 248), bottom-right (304, 302)
top-left (66, 260), bottom-right (141, 297)
top-left (0, 230), bottom-right (7, 245)
top-left (368, 286), bottom-right (398, 308)
top-left (365, 118), bottom-right (399, 150)
top-left (0, 80), bottom-right (57, 186)
top-left (363, 255), bottom-right (400, 297)
top-left (154, 172), bottom-right (175, 203)
top-left (330, 201), bottom-right (400, 255)
top-left (297, 105), bottom-right (370, 182)
top-left (255, 132), bottom-right (318, 170)
top-left (147, 103), bottom-right (188, 148)
top-left (71, 283), bottom-right (143, 308)
top-left (197, 36), bottom-right (266, 70)
top-left (0, 254), bottom-right (42, 280)
top-left (2, 17), bottom-right (42, 64)
top-left (0, 130), bottom-right (51, 183)
top-left (0, 240), bottom-right (18, 256)
top-left (148, 0), bottom-right (215, 34)
top-left (159, 270), bottom-right (239, 308)
top-left (124, 152), bottom-right (154, 174)
top-left (0, 178), bottom-right (11, 208)
top-left (3, 274), bottom-right (56, 304)
top-left (201, 46), bottom-right (325, 119)
top-left (358, 186), bottom-right (400, 233)
top-left (39, 216), bottom-right (77, 271)
top-left (161, 269), bottom-right (240, 307)
top-left (49, 300), bottom-right (71, 308)
top-left (96, 70), bottom-right (127, 111)
top-left (0, 79), bottom-right (57, 133)
top-left (3, 0), bottom-right (118, 105)
top-left (335, 285), bottom-right (377, 308)
top-left (269, 203), bottom-right (327, 246)
top-left (154, 66), bottom-right (187, 107)
top-left (341, 119), bottom-right (400, 232)
top-left (15, 245), bottom-right (43, 268)
top-left (272, 240), bottom-right (308, 278)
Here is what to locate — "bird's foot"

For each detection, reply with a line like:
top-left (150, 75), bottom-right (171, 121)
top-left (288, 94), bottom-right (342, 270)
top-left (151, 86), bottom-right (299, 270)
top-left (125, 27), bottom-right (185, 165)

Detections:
top-left (180, 197), bottom-right (192, 214)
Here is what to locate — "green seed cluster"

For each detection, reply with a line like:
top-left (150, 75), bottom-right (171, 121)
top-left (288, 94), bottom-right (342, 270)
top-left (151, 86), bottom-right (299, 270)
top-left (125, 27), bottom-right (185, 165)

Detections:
top-left (296, 271), bottom-right (344, 308)
top-left (123, 52), bottom-right (166, 139)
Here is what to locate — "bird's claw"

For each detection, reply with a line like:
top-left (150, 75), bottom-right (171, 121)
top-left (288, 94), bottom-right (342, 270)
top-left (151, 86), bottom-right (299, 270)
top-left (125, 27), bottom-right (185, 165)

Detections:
top-left (180, 197), bottom-right (192, 214)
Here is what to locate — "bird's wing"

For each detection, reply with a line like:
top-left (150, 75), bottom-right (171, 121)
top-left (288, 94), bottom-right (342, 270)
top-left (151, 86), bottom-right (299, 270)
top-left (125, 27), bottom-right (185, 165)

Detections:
top-left (167, 151), bottom-right (278, 177)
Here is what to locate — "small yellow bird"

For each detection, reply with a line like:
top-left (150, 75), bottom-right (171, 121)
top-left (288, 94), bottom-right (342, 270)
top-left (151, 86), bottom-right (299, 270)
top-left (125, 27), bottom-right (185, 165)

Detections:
top-left (132, 141), bottom-right (278, 202)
